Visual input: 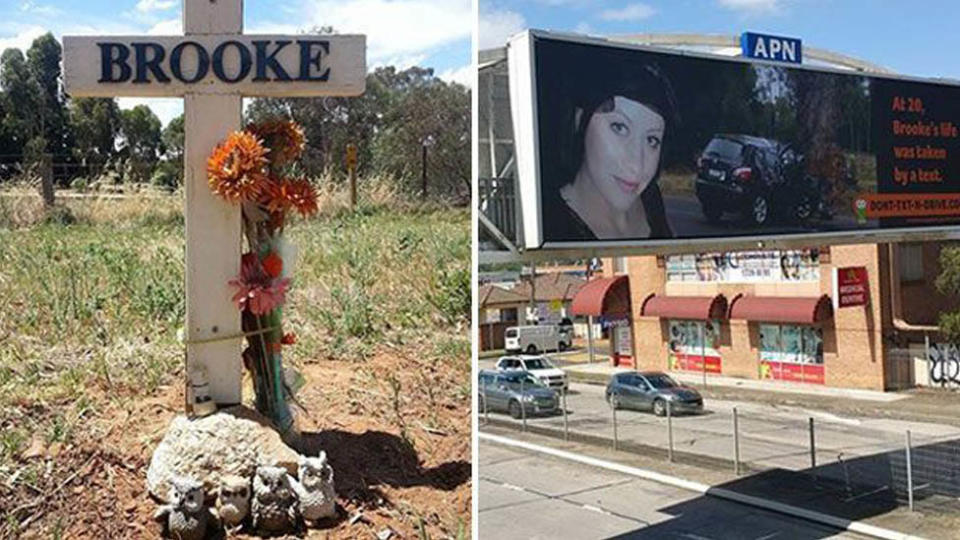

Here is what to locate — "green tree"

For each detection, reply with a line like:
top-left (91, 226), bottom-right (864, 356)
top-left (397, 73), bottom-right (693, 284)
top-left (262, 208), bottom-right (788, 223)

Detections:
top-left (371, 67), bottom-right (471, 200)
top-left (119, 105), bottom-right (162, 183)
top-left (246, 64), bottom-right (471, 200)
top-left (161, 113), bottom-right (184, 160)
top-left (26, 33), bottom-right (71, 158)
top-left (152, 113), bottom-right (184, 188)
top-left (936, 246), bottom-right (960, 343)
top-left (69, 97), bottom-right (121, 172)
top-left (0, 47), bottom-right (41, 151)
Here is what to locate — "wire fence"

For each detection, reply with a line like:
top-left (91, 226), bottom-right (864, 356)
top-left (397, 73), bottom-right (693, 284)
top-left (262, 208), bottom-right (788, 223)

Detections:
top-left (478, 380), bottom-right (960, 515)
top-left (0, 154), bottom-right (180, 195)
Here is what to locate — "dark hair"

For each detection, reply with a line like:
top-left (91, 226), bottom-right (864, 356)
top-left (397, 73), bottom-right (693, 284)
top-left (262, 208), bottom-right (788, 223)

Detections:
top-left (563, 62), bottom-right (680, 238)
top-left (567, 63), bottom-right (680, 175)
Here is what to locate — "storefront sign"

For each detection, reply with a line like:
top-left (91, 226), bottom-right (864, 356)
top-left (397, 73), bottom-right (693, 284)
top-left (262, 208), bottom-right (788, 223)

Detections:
top-left (670, 352), bottom-right (722, 374)
top-left (599, 315), bottom-right (631, 329)
top-left (509, 30), bottom-right (960, 254)
top-left (833, 266), bottom-right (869, 308)
top-left (666, 249), bottom-right (820, 283)
top-left (760, 360), bottom-right (825, 384)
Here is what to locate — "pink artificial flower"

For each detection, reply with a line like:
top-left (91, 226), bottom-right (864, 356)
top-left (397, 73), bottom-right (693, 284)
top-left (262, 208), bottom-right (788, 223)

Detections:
top-left (229, 252), bottom-right (291, 315)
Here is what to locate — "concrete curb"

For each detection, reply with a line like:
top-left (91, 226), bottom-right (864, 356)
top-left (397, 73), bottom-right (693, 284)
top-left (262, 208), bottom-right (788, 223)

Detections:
top-left (561, 366), bottom-right (905, 402)
top-left (479, 432), bottom-right (927, 540)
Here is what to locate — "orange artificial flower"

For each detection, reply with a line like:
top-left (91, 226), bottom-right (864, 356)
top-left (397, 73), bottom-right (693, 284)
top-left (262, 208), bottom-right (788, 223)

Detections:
top-left (285, 178), bottom-right (318, 217)
top-left (261, 177), bottom-right (318, 217)
top-left (207, 131), bottom-right (270, 203)
top-left (262, 252), bottom-right (283, 278)
top-left (246, 120), bottom-right (306, 166)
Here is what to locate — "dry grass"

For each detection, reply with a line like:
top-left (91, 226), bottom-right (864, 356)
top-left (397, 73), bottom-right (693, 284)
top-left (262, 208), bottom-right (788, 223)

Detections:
top-left (0, 177), bottom-right (470, 539)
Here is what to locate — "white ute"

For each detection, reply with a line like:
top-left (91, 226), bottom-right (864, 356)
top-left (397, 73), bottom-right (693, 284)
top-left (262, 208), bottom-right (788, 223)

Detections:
top-left (496, 355), bottom-right (568, 391)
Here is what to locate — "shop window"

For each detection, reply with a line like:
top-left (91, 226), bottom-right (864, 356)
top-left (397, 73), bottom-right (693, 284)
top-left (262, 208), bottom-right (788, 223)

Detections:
top-left (899, 244), bottom-right (923, 282)
top-left (759, 324), bottom-right (823, 365)
top-left (667, 319), bottom-right (722, 374)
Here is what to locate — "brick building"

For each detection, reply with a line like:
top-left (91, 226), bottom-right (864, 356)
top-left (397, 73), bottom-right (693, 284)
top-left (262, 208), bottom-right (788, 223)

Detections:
top-left (512, 272), bottom-right (585, 324)
top-left (574, 243), bottom-right (953, 390)
top-left (478, 284), bottom-right (527, 351)
top-left (478, 272), bottom-right (588, 350)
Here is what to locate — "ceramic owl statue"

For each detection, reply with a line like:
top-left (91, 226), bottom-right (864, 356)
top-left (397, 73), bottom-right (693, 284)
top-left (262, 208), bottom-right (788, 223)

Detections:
top-left (251, 465), bottom-right (300, 534)
top-left (153, 476), bottom-right (219, 540)
top-left (291, 452), bottom-right (337, 524)
top-left (216, 474), bottom-right (251, 531)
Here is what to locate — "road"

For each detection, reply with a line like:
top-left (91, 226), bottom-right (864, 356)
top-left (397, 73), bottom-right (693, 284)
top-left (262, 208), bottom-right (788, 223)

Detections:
top-left (663, 194), bottom-right (866, 238)
top-left (479, 437), bottom-right (871, 540)
top-left (478, 365), bottom-right (960, 490)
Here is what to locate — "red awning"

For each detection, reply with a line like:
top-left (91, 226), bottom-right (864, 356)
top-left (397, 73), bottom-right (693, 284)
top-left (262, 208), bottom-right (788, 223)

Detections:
top-left (728, 294), bottom-right (833, 324)
top-left (640, 294), bottom-right (728, 320)
top-left (570, 275), bottom-right (630, 317)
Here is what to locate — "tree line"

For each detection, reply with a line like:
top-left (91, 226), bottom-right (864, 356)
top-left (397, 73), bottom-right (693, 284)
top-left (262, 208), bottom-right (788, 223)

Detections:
top-left (0, 32), bottom-right (471, 201)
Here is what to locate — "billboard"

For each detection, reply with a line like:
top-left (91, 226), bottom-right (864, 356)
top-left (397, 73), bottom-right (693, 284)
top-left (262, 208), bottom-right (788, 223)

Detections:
top-left (508, 30), bottom-right (960, 253)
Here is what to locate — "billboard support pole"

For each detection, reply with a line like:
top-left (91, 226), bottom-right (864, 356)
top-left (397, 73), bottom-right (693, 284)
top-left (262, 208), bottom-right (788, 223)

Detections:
top-left (478, 212), bottom-right (520, 255)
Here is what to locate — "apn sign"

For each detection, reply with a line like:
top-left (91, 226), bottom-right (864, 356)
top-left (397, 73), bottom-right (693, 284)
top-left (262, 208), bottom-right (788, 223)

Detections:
top-left (741, 32), bottom-right (802, 65)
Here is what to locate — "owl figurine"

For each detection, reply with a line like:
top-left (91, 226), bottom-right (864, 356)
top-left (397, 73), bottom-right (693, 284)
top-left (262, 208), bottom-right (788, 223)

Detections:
top-left (291, 452), bottom-right (337, 524)
top-left (251, 465), bottom-right (301, 534)
top-left (216, 474), bottom-right (251, 532)
top-left (153, 476), bottom-right (219, 540)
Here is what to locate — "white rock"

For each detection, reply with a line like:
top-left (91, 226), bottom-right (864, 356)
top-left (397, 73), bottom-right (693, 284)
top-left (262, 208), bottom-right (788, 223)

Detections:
top-left (147, 406), bottom-right (299, 502)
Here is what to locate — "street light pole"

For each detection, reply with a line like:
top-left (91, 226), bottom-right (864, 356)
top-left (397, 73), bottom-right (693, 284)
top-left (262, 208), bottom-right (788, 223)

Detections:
top-left (420, 134), bottom-right (435, 200)
top-left (421, 144), bottom-right (428, 199)
top-left (586, 260), bottom-right (596, 364)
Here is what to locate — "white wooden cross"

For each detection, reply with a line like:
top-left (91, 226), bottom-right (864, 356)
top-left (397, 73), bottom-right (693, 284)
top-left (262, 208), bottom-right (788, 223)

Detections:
top-left (62, 0), bottom-right (366, 405)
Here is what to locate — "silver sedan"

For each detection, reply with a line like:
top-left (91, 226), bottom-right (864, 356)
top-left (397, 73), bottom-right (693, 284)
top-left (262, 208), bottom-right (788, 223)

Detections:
top-left (605, 371), bottom-right (704, 416)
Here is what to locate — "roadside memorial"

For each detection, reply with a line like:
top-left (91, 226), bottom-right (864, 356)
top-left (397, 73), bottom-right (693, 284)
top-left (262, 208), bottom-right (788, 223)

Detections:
top-left (62, 0), bottom-right (365, 535)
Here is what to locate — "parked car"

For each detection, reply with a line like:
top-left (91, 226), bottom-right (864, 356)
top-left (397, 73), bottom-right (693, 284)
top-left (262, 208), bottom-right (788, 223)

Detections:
top-left (505, 324), bottom-right (572, 354)
top-left (495, 355), bottom-right (569, 390)
top-left (478, 369), bottom-right (559, 418)
top-left (693, 134), bottom-right (822, 226)
top-left (605, 371), bottom-right (703, 416)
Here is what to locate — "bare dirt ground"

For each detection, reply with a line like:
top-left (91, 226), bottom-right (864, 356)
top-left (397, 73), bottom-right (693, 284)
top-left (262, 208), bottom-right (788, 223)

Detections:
top-left (4, 350), bottom-right (470, 539)
top-left (0, 193), bottom-right (470, 539)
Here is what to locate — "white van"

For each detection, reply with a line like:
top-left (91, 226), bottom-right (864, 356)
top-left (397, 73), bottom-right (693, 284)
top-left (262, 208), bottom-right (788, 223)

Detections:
top-left (504, 325), bottom-right (571, 354)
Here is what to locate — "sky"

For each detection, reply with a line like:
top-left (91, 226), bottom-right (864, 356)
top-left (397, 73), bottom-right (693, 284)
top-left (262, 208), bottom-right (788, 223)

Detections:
top-left (0, 0), bottom-right (472, 126)
top-left (480, 0), bottom-right (960, 81)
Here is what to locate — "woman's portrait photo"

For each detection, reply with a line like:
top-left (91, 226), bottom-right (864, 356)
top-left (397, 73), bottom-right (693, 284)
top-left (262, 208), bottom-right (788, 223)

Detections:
top-left (537, 42), bottom-right (678, 242)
